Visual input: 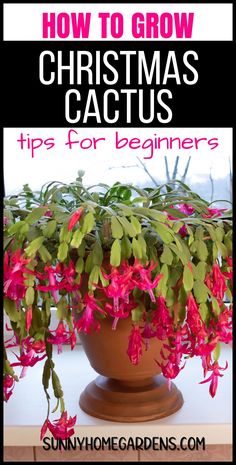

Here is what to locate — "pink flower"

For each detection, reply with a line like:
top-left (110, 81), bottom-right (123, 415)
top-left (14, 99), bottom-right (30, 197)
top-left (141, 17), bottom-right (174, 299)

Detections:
top-left (205, 263), bottom-right (227, 302)
top-left (127, 325), bottom-right (143, 365)
top-left (105, 301), bottom-right (135, 330)
top-left (152, 296), bottom-right (173, 340)
top-left (23, 337), bottom-right (46, 353)
top-left (4, 216), bottom-right (9, 226)
top-left (179, 225), bottom-right (188, 238)
top-left (3, 375), bottom-right (15, 401)
top-left (199, 361), bottom-right (228, 397)
top-left (11, 349), bottom-right (46, 378)
top-left (75, 294), bottom-right (106, 334)
top-left (141, 322), bottom-right (156, 350)
top-left (47, 321), bottom-right (72, 354)
top-left (178, 204), bottom-right (195, 215)
top-left (55, 261), bottom-right (82, 293)
top-left (132, 261), bottom-right (163, 302)
top-left (156, 353), bottom-right (185, 390)
top-left (36, 265), bottom-right (59, 304)
top-left (202, 207), bottom-right (227, 218)
top-left (186, 294), bottom-right (204, 335)
top-left (68, 207), bottom-right (84, 231)
top-left (102, 263), bottom-right (134, 312)
top-left (26, 306), bottom-right (32, 332)
top-left (41, 412), bottom-right (77, 440)
top-left (4, 250), bottom-right (33, 303)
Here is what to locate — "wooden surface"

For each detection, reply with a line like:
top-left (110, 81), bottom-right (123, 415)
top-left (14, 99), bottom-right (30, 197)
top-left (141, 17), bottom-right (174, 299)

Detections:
top-left (4, 445), bottom-right (233, 462)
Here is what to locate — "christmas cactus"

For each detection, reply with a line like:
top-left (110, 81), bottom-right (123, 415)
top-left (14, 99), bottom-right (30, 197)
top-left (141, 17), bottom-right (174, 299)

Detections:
top-left (3, 173), bottom-right (232, 440)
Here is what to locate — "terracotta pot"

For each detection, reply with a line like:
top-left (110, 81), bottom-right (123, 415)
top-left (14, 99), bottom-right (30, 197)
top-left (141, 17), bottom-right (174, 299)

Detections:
top-left (79, 316), bottom-right (184, 422)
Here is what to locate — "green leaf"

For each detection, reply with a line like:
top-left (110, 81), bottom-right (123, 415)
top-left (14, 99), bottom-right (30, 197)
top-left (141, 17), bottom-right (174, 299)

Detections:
top-left (183, 263), bottom-right (193, 292)
top-left (88, 265), bottom-right (100, 290)
top-left (110, 239), bottom-right (121, 266)
top-left (38, 245), bottom-right (52, 263)
top-left (71, 230), bottom-right (84, 248)
top-left (4, 359), bottom-right (16, 378)
top-left (57, 242), bottom-right (68, 262)
top-left (99, 268), bottom-right (109, 287)
top-left (196, 240), bottom-right (208, 261)
top-left (111, 216), bottom-right (123, 239)
top-left (42, 220), bottom-right (57, 238)
top-left (121, 236), bottom-right (132, 259)
top-left (117, 216), bottom-right (136, 237)
top-left (199, 303), bottom-right (209, 322)
top-left (25, 207), bottom-right (47, 225)
top-left (130, 216), bottom-right (141, 235)
top-left (42, 359), bottom-right (51, 390)
top-left (8, 221), bottom-right (25, 235)
top-left (85, 253), bottom-right (93, 273)
top-left (131, 305), bottom-right (144, 322)
top-left (4, 298), bottom-right (20, 322)
top-left (211, 297), bottom-right (221, 316)
top-left (216, 241), bottom-right (227, 258)
top-left (25, 287), bottom-right (35, 306)
top-left (132, 237), bottom-right (142, 259)
top-left (52, 371), bottom-right (64, 398)
top-left (59, 223), bottom-right (72, 243)
top-left (148, 210), bottom-right (167, 222)
top-left (193, 280), bottom-right (209, 303)
top-left (193, 261), bottom-right (207, 281)
top-left (81, 212), bottom-right (95, 234)
top-left (160, 245), bottom-right (173, 265)
top-left (56, 297), bottom-right (68, 320)
top-left (75, 257), bottom-right (84, 274)
top-left (137, 234), bottom-right (147, 257)
top-left (92, 242), bottom-right (103, 266)
top-left (215, 227), bottom-right (224, 242)
top-left (154, 223), bottom-right (174, 244)
top-left (213, 342), bottom-right (221, 361)
top-left (25, 236), bottom-right (44, 257)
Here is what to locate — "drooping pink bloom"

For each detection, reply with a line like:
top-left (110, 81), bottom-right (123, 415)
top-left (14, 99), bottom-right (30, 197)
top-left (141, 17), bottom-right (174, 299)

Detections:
top-left (36, 265), bottom-right (59, 304)
top-left (178, 203), bottom-right (195, 215)
top-left (152, 296), bottom-right (173, 340)
top-left (209, 306), bottom-right (232, 344)
top-left (132, 261), bottom-right (163, 302)
top-left (4, 250), bottom-right (33, 303)
top-left (22, 337), bottom-right (46, 354)
top-left (26, 306), bottom-right (32, 332)
top-left (202, 207), bottom-right (227, 218)
top-left (199, 361), bottom-right (228, 397)
top-left (141, 322), bottom-right (157, 350)
top-left (68, 207), bottom-right (84, 231)
top-left (156, 353), bottom-right (185, 390)
top-left (74, 294), bottom-right (106, 334)
top-left (11, 349), bottom-right (46, 378)
top-left (205, 262), bottom-right (227, 303)
top-left (101, 263), bottom-right (134, 312)
top-left (127, 325), bottom-right (143, 365)
top-left (223, 257), bottom-right (233, 281)
top-left (41, 412), bottom-right (77, 440)
top-left (55, 261), bottom-right (82, 293)
top-left (178, 225), bottom-right (188, 238)
top-left (47, 321), bottom-right (71, 354)
top-left (3, 375), bottom-right (15, 401)
top-left (186, 294), bottom-right (204, 335)
top-left (105, 301), bottom-right (135, 330)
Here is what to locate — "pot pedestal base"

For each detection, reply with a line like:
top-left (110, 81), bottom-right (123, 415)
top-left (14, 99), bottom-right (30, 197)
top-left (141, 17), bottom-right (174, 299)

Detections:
top-left (79, 374), bottom-right (184, 422)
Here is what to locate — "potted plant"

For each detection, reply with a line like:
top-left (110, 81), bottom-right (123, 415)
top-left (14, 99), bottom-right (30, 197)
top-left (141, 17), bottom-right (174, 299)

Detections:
top-left (3, 173), bottom-right (232, 439)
